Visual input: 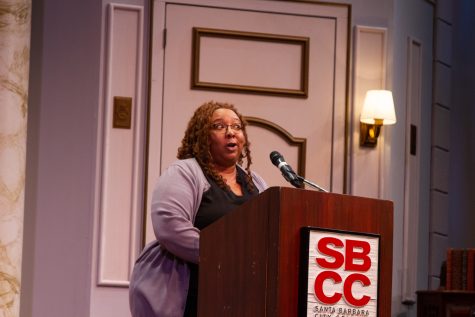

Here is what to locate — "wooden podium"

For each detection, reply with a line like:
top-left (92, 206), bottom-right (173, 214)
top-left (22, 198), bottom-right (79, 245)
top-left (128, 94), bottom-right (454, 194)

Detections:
top-left (198, 187), bottom-right (393, 316)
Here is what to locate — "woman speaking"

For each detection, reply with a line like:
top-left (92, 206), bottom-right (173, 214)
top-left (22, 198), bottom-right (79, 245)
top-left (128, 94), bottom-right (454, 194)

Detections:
top-left (129, 101), bottom-right (267, 317)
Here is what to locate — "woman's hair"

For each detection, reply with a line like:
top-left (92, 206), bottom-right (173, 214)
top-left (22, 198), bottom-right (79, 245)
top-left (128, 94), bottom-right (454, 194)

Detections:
top-left (177, 101), bottom-right (255, 191)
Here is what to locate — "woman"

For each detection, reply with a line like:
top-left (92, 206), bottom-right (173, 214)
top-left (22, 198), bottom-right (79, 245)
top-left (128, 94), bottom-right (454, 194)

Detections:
top-left (129, 101), bottom-right (267, 317)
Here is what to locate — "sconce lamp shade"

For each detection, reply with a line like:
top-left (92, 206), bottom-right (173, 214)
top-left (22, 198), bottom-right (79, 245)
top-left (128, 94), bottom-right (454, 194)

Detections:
top-left (359, 90), bottom-right (396, 147)
top-left (360, 90), bottom-right (397, 125)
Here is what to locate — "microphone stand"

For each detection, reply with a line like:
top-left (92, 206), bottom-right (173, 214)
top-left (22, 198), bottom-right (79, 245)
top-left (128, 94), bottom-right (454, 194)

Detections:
top-left (297, 175), bottom-right (328, 193)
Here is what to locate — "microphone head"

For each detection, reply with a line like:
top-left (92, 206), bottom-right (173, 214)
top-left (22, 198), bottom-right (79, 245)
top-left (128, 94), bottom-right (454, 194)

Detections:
top-left (269, 151), bottom-right (283, 166)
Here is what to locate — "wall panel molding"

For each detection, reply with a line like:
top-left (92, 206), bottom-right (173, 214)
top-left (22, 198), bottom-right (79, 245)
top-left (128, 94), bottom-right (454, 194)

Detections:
top-left (351, 25), bottom-right (387, 198)
top-left (431, 148), bottom-right (449, 193)
top-left (401, 36), bottom-right (423, 304)
top-left (434, 63), bottom-right (451, 108)
top-left (96, 3), bottom-right (145, 287)
top-left (435, 20), bottom-right (452, 66)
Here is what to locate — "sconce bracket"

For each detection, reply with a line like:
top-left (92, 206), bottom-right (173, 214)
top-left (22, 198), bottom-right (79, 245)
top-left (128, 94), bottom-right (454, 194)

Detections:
top-left (360, 122), bottom-right (382, 147)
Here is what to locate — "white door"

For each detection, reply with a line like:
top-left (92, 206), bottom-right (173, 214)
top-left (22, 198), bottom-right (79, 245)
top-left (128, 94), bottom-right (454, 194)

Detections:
top-left (146, 0), bottom-right (350, 242)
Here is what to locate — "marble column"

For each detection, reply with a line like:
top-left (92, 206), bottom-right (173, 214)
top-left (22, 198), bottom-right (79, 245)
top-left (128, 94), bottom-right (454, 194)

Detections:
top-left (0, 1), bottom-right (31, 316)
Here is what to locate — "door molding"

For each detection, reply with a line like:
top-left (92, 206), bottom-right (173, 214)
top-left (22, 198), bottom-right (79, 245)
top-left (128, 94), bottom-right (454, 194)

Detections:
top-left (245, 116), bottom-right (307, 176)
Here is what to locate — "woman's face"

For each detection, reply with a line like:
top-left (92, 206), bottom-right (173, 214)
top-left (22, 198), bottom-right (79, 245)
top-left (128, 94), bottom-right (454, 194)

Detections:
top-left (209, 108), bottom-right (246, 168)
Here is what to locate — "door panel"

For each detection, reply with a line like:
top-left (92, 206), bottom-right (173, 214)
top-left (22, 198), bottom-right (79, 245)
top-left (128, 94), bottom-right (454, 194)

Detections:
top-left (146, 0), bottom-right (349, 243)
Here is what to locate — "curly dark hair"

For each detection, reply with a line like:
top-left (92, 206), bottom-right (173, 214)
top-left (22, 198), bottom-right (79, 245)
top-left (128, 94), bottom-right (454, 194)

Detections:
top-left (177, 101), bottom-right (255, 192)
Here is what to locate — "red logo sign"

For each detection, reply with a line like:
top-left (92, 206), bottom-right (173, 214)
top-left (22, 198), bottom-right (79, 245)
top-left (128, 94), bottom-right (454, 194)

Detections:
top-left (305, 229), bottom-right (379, 316)
top-left (314, 237), bottom-right (371, 306)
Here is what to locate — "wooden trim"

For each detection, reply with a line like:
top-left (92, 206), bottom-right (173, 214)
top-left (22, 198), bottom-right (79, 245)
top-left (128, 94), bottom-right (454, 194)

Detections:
top-left (192, 27), bottom-right (309, 98)
top-left (244, 116), bottom-right (307, 176)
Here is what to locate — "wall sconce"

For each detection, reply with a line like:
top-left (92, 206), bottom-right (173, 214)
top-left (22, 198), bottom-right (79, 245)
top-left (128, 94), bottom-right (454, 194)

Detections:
top-left (360, 90), bottom-right (397, 147)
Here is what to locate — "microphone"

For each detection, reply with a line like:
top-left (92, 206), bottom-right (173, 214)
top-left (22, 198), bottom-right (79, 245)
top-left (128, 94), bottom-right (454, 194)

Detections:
top-left (269, 151), bottom-right (303, 188)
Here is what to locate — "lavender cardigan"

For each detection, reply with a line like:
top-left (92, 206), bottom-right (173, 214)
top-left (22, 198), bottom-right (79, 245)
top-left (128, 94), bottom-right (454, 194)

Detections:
top-left (129, 158), bottom-right (267, 317)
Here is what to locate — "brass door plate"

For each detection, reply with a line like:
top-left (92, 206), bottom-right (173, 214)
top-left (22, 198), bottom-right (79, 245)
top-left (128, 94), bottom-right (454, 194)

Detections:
top-left (113, 96), bottom-right (132, 129)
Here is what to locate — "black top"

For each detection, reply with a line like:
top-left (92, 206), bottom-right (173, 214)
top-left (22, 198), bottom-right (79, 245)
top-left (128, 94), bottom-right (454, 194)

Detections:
top-left (184, 167), bottom-right (258, 316)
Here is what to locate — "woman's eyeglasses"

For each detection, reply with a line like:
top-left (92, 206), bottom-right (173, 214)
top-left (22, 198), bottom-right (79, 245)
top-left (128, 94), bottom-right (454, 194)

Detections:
top-left (211, 123), bottom-right (243, 132)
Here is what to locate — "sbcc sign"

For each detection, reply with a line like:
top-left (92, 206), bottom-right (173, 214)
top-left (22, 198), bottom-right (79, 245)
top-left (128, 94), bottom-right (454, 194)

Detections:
top-left (299, 228), bottom-right (380, 317)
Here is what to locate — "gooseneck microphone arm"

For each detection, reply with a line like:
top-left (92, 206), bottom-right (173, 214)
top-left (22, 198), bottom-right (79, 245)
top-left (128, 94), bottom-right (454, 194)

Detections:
top-left (297, 175), bottom-right (328, 192)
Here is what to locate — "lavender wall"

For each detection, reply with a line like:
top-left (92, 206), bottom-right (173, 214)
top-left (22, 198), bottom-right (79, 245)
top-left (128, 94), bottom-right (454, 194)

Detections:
top-left (22, 0), bottom-right (102, 316)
